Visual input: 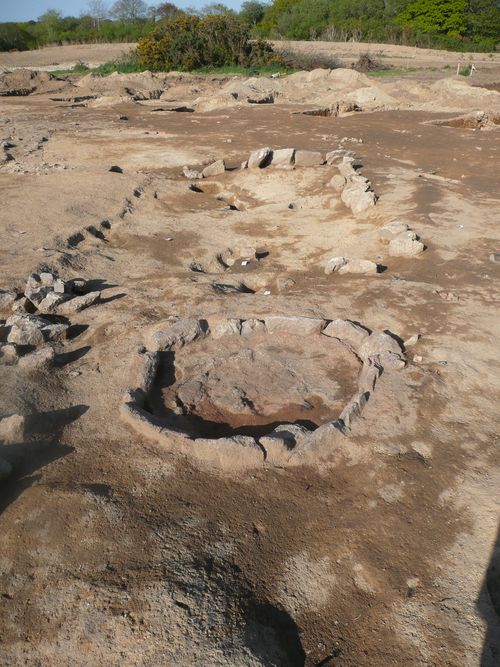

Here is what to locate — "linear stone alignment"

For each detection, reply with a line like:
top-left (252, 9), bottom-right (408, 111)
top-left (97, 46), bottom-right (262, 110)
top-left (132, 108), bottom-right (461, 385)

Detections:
top-left (120, 316), bottom-right (406, 471)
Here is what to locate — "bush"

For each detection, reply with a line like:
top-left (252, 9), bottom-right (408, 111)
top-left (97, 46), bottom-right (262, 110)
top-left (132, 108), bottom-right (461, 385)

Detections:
top-left (0, 23), bottom-right (36, 51)
top-left (137, 13), bottom-right (283, 71)
top-left (353, 53), bottom-right (383, 72)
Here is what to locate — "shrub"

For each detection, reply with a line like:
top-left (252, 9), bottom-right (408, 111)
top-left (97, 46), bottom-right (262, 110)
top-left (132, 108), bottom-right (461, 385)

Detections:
top-left (353, 53), bottom-right (383, 72)
top-left (137, 13), bottom-right (283, 71)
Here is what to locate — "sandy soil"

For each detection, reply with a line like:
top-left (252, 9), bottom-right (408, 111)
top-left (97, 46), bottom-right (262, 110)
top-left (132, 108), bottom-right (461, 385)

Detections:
top-left (0, 43), bottom-right (136, 70)
top-left (0, 54), bottom-right (500, 666)
top-left (1, 40), bottom-right (500, 72)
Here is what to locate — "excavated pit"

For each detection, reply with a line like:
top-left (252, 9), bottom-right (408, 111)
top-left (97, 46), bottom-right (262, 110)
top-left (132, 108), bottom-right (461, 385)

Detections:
top-left (147, 332), bottom-right (361, 440)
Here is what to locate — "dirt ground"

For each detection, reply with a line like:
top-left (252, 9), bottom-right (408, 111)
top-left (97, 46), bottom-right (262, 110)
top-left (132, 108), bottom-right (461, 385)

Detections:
top-left (0, 48), bottom-right (500, 667)
top-left (1, 40), bottom-right (500, 71)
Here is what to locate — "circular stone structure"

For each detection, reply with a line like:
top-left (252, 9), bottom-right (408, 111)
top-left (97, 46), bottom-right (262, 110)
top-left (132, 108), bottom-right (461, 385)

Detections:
top-left (120, 317), bottom-right (406, 470)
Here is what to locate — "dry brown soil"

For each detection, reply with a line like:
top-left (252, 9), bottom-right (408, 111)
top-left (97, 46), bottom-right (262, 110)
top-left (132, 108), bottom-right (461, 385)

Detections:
top-left (0, 50), bottom-right (500, 667)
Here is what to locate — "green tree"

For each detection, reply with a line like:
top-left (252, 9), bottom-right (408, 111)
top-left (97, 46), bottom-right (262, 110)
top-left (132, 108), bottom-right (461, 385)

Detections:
top-left (199, 3), bottom-right (235, 16)
top-left (111, 0), bottom-right (148, 20)
top-left (155, 2), bottom-right (180, 20)
top-left (396, 0), bottom-right (469, 36)
top-left (467, 0), bottom-right (500, 41)
top-left (37, 9), bottom-right (63, 42)
top-left (239, 1), bottom-right (267, 26)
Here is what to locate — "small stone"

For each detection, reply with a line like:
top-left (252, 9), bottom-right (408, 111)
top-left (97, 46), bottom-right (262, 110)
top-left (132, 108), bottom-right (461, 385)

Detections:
top-left (237, 246), bottom-right (256, 260)
top-left (39, 272), bottom-right (54, 286)
top-left (57, 291), bottom-right (100, 314)
top-left (18, 346), bottom-right (55, 371)
top-left (411, 442), bottom-right (432, 461)
top-left (241, 319), bottom-right (266, 335)
top-left (406, 577), bottom-right (420, 597)
top-left (325, 256), bottom-right (348, 274)
top-left (145, 318), bottom-right (208, 352)
top-left (70, 279), bottom-right (87, 294)
top-left (338, 159), bottom-right (357, 178)
top-left (210, 318), bottom-right (241, 338)
top-left (6, 314), bottom-right (49, 346)
top-left (379, 351), bottom-right (406, 370)
top-left (202, 159), bottom-right (225, 178)
top-left (349, 174), bottom-right (371, 190)
top-left (0, 414), bottom-right (24, 444)
top-left (404, 333), bottom-right (420, 347)
top-left (37, 292), bottom-right (66, 313)
top-left (413, 354), bottom-right (423, 364)
top-left (24, 285), bottom-right (52, 305)
top-left (338, 259), bottom-right (379, 275)
top-left (53, 279), bottom-right (67, 294)
top-left (345, 187), bottom-right (377, 215)
top-left (328, 174), bottom-right (346, 191)
top-left (0, 343), bottom-right (18, 365)
top-left (0, 290), bottom-right (18, 310)
top-left (248, 147), bottom-right (272, 169)
top-left (270, 148), bottom-right (295, 167)
top-left (265, 316), bottom-right (325, 336)
top-left (11, 297), bottom-right (36, 314)
top-left (489, 252), bottom-right (500, 264)
top-left (183, 166), bottom-right (203, 180)
top-left (109, 165), bottom-right (123, 173)
top-left (276, 276), bottom-right (296, 292)
top-left (326, 149), bottom-right (351, 165)
top-left (294, 150), bottom-right (324, 167)
top-left (42, 323), bottom-right (68, 342)
top-left (389, 233), bottom-right (425, 257)
top-left (26, 273), bottom-right (41, 289)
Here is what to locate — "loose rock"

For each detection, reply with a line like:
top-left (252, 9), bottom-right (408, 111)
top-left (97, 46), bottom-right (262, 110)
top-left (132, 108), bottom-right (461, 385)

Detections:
top-left (389, 232), bottom-right (425, 257)
top-left (57, 291), bottom-right (100, 314)
top-left (0, 413), bottom-right (25, 444)
top-left (202, 159), bottom-right (225, 178)
top-left (329, 174), bottom-right (347, 191)
top-left (248, 147), bottom-right (272, 169)
top-left (270, 148), bottom-right (295, 167)
top-left (0, 290), bottom-right (18, 311)
top-left (294, 150), bottom-right (324, 167)
top-left (338, 259), bottom-right (379, 275)
top-left (325, 257), bottom-right (349, 274)
top-left (265, 316), bottom-right (325, 336)
top-left (183, 166), bottom-right (203, 180)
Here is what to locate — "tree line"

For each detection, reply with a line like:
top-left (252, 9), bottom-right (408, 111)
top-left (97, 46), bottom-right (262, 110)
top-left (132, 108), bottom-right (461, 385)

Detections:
top-left (1, 0), bottom-right (499, 53)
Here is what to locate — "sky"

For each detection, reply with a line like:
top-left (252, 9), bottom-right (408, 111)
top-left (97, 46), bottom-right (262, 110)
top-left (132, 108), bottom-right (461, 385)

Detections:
top-left (0, 0), bottom-right (244, 23)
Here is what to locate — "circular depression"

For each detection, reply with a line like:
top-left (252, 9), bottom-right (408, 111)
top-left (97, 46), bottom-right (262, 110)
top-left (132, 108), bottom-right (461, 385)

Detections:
top-left (146, 332), bottom-right (362, 439)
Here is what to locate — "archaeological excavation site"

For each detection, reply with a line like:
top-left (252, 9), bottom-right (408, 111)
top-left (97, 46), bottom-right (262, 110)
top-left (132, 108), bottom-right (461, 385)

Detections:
top-left (1, 39), bottom-right (500, 667)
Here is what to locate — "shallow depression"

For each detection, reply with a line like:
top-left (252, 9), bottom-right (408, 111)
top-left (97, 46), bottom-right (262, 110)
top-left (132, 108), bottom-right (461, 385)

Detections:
top-left (147, 331), bottom-right (361, 439)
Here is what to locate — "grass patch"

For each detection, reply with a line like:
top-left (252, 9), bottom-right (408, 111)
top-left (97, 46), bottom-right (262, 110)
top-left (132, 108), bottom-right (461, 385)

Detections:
top-left (192, 64), bottom-right (296, 76)
top-left (52, 52), bottom-right (143, 77)
top-left (53, 58), bottom-right (295, 78)
top-left (367, 67), bottom-right (419, 77)
top-left (367, 65), bottom-right (455, 77)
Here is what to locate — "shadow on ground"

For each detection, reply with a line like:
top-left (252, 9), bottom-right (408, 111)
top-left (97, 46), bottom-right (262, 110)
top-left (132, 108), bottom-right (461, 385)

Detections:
top-left (478, 521), bottom-right (500, 666)
top-left (0, 404), bottom-right (88, 515)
